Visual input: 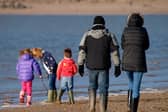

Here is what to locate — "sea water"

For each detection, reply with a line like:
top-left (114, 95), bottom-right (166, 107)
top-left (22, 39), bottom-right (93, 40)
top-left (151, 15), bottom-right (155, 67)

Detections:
top-left (0, 15), bottom-right (168, 106)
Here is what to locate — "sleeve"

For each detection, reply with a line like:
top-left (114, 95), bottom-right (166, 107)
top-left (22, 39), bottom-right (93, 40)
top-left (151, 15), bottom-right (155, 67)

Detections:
top-left (42, 61), bottom-right (51, 74)
top-left (110, 33), bottom-right (121, 66)
top-left (56, 61), bottom-right (63, 80)
top-left (121, 28), bottom-right (126, 50)
top-left (42, 53), bottom-right (56, 74)
top-left (143, 28), bottom-right (150, 50)
top-left (16, 62), bottom-right (19, 75)
top-left (77, 32), bottom-right (88, 66)
top-left (33, 60), bottom-right (42, 76)
top-left (72, 62), bottom-right (77, 75)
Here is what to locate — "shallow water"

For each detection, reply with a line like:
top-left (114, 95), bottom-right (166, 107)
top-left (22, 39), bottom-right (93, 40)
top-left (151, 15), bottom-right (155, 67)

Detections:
top-left (0, 15), bottom-right (168, 106)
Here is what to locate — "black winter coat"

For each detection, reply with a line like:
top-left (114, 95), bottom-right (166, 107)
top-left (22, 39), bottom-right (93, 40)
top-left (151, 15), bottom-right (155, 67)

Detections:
top-left (121, 26), bottom-right (149, 72)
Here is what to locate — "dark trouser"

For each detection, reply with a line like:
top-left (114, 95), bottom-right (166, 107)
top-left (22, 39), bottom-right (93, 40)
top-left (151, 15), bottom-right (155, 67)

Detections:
top-left (48, 74), bottom-right (56, 90)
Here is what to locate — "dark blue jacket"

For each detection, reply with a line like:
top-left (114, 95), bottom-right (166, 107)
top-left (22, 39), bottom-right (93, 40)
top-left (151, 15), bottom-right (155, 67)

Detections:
top-left (41, 50), bottom-right (57, 74)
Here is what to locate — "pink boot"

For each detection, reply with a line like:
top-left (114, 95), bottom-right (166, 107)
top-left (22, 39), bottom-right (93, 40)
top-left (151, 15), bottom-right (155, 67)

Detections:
top-left (19, 91), bottom-right (25, 103)
top-left (26, 96), bottom-right (32, 106)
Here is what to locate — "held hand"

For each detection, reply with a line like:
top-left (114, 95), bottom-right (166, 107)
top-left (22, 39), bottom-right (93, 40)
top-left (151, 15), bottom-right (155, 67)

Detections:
top-left (39, 75), bottom-right (43, 79)
top-left (114, 66), bottom-right (121, 77)
top-left (57, 77), bottom-right (61, 81)
top-left (78, 65), bottom-right (84, 77)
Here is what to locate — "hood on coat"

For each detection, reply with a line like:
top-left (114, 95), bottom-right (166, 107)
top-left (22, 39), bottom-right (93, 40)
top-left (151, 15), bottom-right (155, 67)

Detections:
top-left (87, 25), bottom-right (109, 39)
top-left (127, 13), bottom-right (144, 27)
top-left (20, 54), bottom-right (32, 61)
top-left (63, 58), bottom-right (75, 65)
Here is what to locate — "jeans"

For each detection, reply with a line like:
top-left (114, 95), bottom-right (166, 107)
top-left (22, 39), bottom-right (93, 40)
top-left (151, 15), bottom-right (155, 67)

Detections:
top-left (48, 73), bottom-right (56, 90)
top-left (60, 76), bottom-right (73, 91)
top-left (125, 71), bottom-right (143, 98)
top-left (88, 69), bottom-right (109, 95)
top-left (21, 81), bottom-right (32, 96)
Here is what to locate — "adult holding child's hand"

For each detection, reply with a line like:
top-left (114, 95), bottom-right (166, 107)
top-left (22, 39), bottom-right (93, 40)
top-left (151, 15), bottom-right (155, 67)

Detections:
top-left (78, 16), bottom-right (121, 112)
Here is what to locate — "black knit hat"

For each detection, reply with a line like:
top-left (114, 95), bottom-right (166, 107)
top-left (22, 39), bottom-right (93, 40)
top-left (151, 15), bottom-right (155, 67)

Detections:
top-left (93, 16), bottom-right (105, 25)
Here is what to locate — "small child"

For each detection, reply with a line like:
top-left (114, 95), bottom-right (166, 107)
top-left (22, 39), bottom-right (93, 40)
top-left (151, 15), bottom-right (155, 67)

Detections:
top-left (16, 48), bottom-right (42, 106)
top-left (57, 48), bottom-right (77, 104)
top-left (31, 48), bottom-right (57, 103)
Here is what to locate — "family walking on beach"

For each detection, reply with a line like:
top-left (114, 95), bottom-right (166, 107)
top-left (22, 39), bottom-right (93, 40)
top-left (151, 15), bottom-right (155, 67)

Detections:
top-left (16, 13), bottom-right (149, 112)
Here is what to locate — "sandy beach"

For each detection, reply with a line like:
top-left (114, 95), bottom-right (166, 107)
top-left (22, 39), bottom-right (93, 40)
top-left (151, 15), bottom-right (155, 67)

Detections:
top-left (0, 0), bottom-right (168, 15)
top-left (1, 91), bottom-right (168, 112)
top-left (0, 0), bottom-right (168, 112)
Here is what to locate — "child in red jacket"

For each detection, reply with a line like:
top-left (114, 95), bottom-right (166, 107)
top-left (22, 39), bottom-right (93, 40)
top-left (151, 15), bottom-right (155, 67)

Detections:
top-left (57, 48), bottom-right (77, 104)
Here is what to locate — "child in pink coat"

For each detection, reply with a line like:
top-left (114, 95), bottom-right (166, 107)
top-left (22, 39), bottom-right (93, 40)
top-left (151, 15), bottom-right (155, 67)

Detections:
top-left (16, 48), bottom-right (42, 106)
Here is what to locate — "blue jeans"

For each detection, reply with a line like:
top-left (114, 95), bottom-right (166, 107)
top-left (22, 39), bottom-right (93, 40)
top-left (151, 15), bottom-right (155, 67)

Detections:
top-left (60, 76), bottom-right (73, 91)
top-left (88, 69), bottom-right (109, 95)
top-left (125, 71), bottom-right (143, 98)
top-left (48, 73), bottom-right (56, 90)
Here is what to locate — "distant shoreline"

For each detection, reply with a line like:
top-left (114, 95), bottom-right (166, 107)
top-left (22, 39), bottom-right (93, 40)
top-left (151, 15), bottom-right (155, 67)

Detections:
top-left (0, 1), bottom-right (168, 15)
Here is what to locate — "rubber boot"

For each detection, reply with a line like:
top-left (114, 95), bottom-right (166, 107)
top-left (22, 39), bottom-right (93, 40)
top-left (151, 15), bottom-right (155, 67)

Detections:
top-left (53, 90), bottom-right (57, 102)
top-left (99, 94), bottom-right (108, 112)
top-left (57, 89), bottom-right (64, 104)
top-left (68, 90), bottom-right (75, 104)
top-left (26, 95), bottom-right (32, 106)
top-left (131, 97), bottom-right (139, 112)
top-left (89, 89), bottom-right (96, 112)
top-left (19, 91), bottom-right (25, 103)
top-left (127, 90), bottom-right (132, 112)
top-left (47, 90), bottom-right (54, 102)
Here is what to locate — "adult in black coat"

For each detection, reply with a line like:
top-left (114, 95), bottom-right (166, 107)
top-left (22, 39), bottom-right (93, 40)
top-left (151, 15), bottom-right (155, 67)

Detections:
top-left (121, 13), bottom-right (149, 112)
top-left (78, 16), bottom-right (121, 112)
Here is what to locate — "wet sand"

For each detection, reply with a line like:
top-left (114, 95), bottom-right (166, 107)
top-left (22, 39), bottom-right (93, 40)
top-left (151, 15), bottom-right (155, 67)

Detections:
top-left (1, 91), bottom-right (168, 112)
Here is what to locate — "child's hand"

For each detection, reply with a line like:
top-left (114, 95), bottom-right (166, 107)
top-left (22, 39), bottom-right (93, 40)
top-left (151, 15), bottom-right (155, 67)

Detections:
top-left (57, 77), bottom-right (60, 80)
top-left (39, 75), bottom-right (43, 79)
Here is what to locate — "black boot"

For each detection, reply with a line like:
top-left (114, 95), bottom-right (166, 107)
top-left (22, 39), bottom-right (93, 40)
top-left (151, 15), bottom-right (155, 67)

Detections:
top-left (99, 93), bottom-right (108, 112)
top-left (127, 90), bottom-right (132, 112)
top-left (89, 89), bottom-right (96, 112)
top-left (131, 97), bottom-right (139, 112)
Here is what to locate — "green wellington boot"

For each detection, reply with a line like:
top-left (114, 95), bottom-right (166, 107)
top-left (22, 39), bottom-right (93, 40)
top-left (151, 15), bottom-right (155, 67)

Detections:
top-left (53, 90), bottom-right (57, 102)
top-left (99, 94), bottom-right (108, 112)
top-left (57, 89), bottom-right (64, 104)
top-left (47, 90), bottom-right (54, 102)
top-left (68, 90), bottom-right (75, 104)
top-left (89, 89), bottom-right (96, 112)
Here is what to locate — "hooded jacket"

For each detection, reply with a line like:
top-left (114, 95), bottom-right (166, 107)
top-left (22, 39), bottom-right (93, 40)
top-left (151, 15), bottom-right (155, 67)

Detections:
top-left (16, 54), bottom-right (42, 81)
top-left (78, 24), bottom-right (120, 70)
top-left (121, 14), bottom-right (150, 72)
top-left (57, 58), bottom-right (77, 80)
